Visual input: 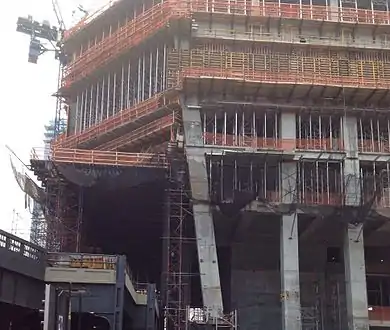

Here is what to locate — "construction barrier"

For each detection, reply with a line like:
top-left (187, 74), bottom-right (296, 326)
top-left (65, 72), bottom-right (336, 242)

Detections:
top-left (62, 0), bottom-right (390, 88)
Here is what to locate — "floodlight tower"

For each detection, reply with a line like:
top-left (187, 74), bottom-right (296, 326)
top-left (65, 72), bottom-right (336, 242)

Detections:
top-left (15, 1), bottom-right (69, 138)
top-left (16, 16), bottom-right (60, 64)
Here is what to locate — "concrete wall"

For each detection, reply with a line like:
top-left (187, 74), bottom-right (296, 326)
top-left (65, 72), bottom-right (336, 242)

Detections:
top-left (0, 268), bottom-right (44, 310)
top-left (229, 240), bottom-right (349, 330)
top-left (232, 270), bottom-right (281, 330)
top-left (193, 20), bottom-right (388, 50)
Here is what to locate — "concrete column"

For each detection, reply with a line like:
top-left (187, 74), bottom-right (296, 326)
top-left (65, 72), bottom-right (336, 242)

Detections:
top-left (280, 112), bottom-right (296, 152)
top-left (280, 112), bottom-right (297, 204)
top-left (328, 0), bottom-right (340, 20)
top-left (280, 213), bottom-right (302, 330)
top-left (344, 223), bottom-right (369, 330)
top-left (67, 102), bottom-right (77, 135)
top-left (343, 115), bottom-right (358, 157)
top-left (43, 284), bottom-right (56, 330)
top-left (281, 163), bottom-right (297, 204)
top-left (343, 116), bottom-right (360, 206)
top-left (280, 112), bottom-right (296, 140)
top-left (181, 98), bottom-right (224, 314)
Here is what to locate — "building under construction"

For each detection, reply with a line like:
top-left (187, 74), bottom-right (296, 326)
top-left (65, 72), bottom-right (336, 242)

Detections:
top-left (29, 0), bottom-right (390, 329)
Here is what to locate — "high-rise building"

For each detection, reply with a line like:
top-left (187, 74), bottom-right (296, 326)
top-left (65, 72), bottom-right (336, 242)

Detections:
top-left (30, 0), bottom-right (390, 329)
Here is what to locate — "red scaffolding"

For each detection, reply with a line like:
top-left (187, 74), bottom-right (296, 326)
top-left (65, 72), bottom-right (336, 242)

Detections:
top-left (62, 0), bottom-right (390, 90)
top-left (54, 94), bottom-right (179, 149)
top-left (98, 112), bottom-right (179, 151)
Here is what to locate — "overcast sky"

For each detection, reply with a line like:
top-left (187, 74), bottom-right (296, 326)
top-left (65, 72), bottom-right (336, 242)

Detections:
top-left (0, 0), bottom-right (107, 239)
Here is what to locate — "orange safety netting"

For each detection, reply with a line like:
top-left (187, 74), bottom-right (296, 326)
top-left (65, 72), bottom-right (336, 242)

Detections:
top-left (62, 0), bottom-right (390, 89)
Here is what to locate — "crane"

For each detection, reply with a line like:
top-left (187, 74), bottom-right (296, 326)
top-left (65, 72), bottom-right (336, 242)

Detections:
top-left (15, 0), bottom-right (70, 137)
top-left (16, 0), bottom-right (67, 64)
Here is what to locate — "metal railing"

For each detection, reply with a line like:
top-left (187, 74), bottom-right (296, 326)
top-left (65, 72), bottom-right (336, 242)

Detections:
top-left (30, 147), bottom-right (168, 168)
top-left (47, 252), bottom-right (148, 295)
top-left (64, 0), bottom-right (122, 40)
top-left (47, 252), bottom-right (118, 269)
top-left (0, 229), bottom-right (45, 261)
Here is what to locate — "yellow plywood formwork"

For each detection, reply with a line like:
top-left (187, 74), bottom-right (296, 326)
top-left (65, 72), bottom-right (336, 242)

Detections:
top-left (167, 48), bottom-right (390, 89)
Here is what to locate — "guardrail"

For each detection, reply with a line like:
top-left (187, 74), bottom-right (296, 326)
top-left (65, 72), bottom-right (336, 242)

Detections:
top-left (47, 252), bottom-right (117, 269)
top-left (64, 0), bottom-right (121, 40)
top-left (47, 252), bottom-right (147, 295)
top-left (0, 229), bottom-right (45, 261)
top-left (30, 147), bottom-right (168, 169)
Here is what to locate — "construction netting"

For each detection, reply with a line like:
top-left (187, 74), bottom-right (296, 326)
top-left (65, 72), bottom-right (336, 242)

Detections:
top-left (10, 156), bottom-right (46, 205)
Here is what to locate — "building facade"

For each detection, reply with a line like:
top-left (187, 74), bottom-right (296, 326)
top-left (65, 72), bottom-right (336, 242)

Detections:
top-left (42, 0), bottom-right (390, 329)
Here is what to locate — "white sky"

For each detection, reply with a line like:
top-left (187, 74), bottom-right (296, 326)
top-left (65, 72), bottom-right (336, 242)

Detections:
top-left (0, 0), bottom-right (107, 239)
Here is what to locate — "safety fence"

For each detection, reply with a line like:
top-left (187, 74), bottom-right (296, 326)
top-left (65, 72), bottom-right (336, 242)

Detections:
top-left (64, 0), bottom-right (121, 40)
top-left (62, 0), bottom-right (390, 89)
top-left (31, 146), bottom-right (168, 168)
top-left (47, 252), bottom-right (118, 269)
top-left (98, 112), bottom-right (179, 150)
top-left (47, 252), bottom-right (147, 294)
top-left (53, 95), bottom-right (177, 149)
top-left (62, 1), bottom-right (185, 88)
top-left (168, 49), bottom-right (390, 90)
top-left (203, 133), bottom-right (344, 152)
top-left (359, 140), bottom-right (390, 154)
top-left (51, 148), bottom-right (168, 168)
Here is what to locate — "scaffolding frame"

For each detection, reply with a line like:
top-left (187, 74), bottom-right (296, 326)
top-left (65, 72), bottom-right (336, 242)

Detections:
top-left (62, 0), bottom-right (390, 90)
top-left (358, 115), bottom-right (390, 153)
top-left (63, 2), bottom-right (183, 88)
top-left (30, 201), bottom-right (48, 248)
top-left (164, 144), bottom-right (193, 330)
top-left (56, 94), bottom-right (179, 149)
top-left (185, 307), bottom-right (237, 330)
top-left (44, 177), bottom-right (81, 252)
top-left (205, 154), bottom-right (367, 208)
top-left (98, 112), bottom-right (179, 151)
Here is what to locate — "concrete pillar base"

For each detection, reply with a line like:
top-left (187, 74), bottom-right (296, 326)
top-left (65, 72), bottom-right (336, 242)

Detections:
top-left (344, 224), bottom-right (369, 330)
top-left (280, 213), bottom-right (302, 330)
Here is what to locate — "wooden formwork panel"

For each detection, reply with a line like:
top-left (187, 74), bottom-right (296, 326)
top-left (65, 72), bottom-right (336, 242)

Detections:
top-left (62, 0), bottom-right (390, 89)
top-left (167, 48), bottom-right (390, 89)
